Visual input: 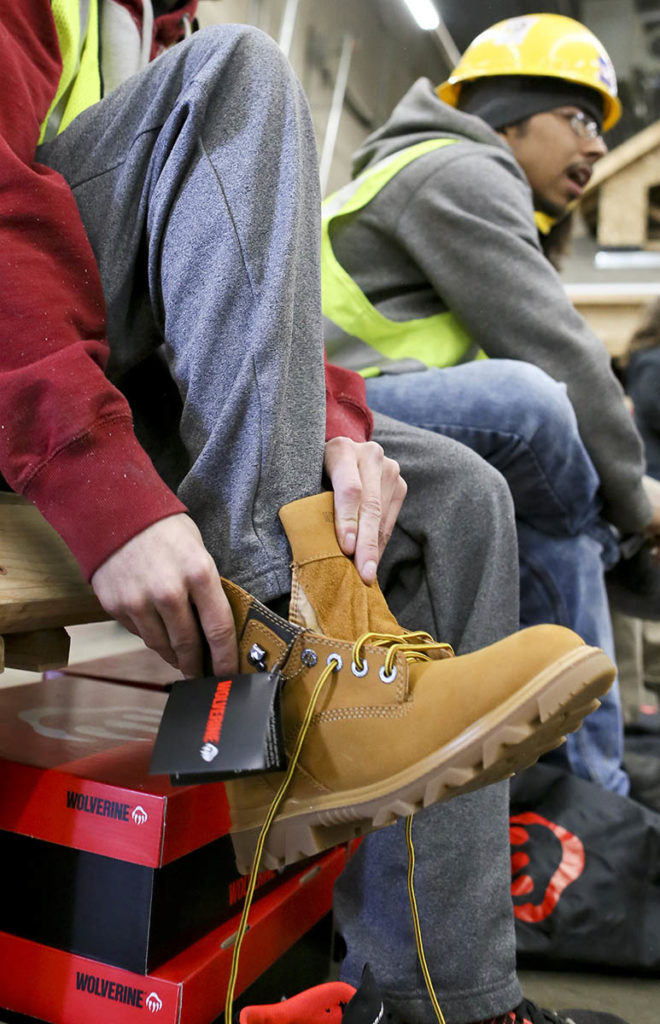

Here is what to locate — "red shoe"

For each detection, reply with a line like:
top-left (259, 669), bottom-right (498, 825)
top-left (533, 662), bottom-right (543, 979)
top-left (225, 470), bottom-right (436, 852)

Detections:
top-left (238, 965), bottom-right (404, 1023)
top-left (239, 981), bottom-right (356, 1024)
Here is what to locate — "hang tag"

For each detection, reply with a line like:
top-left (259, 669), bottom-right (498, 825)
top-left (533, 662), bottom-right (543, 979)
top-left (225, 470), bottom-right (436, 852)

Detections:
top-left (149, 671), bottom-right (286, 786)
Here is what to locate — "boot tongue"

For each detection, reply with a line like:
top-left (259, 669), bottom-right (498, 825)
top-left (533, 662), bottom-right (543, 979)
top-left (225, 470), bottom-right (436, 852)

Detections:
top-left (279, 493), bottom-right (405, 641)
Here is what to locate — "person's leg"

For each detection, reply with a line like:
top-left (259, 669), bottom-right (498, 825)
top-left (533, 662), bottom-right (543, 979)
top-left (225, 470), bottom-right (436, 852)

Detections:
top-left (335, 413), bottom-right (523, 1024)
top-left (366, 363), bottom-right (627, 793)
top-left (517, 523), bottom-right (627, 793)
top-left (611, 610), bottom-right (648, 722)
top-left (366, 362), bottom-right (602, 538)
top-left (37, 25), bottom-right (325, 603)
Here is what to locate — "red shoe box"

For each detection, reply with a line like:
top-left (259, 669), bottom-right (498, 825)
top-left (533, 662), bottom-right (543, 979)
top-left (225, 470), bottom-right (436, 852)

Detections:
top-left (0, 844), bottom-right (345, 1024)
top-left (44, 646), bottom-right (184, 694)
top-left (0, 672), bottom-right (227, 866)
top-left (0, 672), bottom-right (310, 972)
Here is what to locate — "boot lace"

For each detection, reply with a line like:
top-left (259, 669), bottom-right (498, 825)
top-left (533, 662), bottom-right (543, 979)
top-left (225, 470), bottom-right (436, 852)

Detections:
top-left (225, 631), bottom-right (453, 1022)
top-left (353, 630), bottom-right (454, 675)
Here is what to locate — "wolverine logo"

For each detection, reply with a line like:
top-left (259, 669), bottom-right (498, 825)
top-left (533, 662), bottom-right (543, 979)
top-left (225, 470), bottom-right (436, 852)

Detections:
top-left (202, 679), bottom-right (232, 747)
top-left (132, 805), bottom-right (149, 826)
top-left (75, 972), bottom-right (144, 1006)
top-left (146, 992), bottom-right (163, 1013)
top-left (510, 812), bottom-right (585, 923)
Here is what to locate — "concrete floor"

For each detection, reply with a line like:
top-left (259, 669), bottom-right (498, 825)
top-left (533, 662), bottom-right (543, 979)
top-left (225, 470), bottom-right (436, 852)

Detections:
top-left (516, 971), bottom-right (659, 1023)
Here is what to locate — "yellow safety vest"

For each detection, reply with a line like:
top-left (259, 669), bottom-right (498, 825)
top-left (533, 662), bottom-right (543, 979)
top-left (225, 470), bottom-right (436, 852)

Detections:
top-left (40, 0), bottom-right (101, 143)
top-left (322, 139), bottom-right (484, 378)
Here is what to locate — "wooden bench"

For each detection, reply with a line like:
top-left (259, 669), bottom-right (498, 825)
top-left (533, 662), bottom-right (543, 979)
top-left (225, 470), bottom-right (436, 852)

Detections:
top-left (0, 493), bottom-right (109, 673)
top-left (565, 282), bottom-right (660, 359)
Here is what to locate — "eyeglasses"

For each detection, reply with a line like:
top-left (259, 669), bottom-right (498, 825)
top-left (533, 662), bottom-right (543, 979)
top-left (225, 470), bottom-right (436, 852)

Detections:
top-left (555, 109), bottom-right (602, 141)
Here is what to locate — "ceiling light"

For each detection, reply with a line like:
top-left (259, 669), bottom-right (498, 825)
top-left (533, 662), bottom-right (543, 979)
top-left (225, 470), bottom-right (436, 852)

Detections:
top-left (400, 0), bottom-right (440, 31)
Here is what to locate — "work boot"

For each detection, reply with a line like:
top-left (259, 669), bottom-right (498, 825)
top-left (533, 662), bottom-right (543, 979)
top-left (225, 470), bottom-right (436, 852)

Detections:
top-left (223, 493), bottom-right (615, 874)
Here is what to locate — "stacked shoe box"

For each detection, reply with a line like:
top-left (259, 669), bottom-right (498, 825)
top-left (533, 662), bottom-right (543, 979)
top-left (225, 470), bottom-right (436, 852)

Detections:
top-left (0, 650), bottom-right (346, 1023)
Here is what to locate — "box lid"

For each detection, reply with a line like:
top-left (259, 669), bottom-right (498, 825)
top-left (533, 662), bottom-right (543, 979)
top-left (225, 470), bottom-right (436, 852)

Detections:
top-left (0, 676), bottom-right (231, 867)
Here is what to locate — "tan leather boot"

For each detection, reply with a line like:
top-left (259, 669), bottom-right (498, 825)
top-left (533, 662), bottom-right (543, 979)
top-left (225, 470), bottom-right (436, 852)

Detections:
top-left (223, 492), bottom-right (615, 873)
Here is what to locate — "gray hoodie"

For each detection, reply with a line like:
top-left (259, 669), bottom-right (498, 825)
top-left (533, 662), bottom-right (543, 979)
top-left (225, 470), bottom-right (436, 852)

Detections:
top-left (328, 78), bottom-right (651, 534)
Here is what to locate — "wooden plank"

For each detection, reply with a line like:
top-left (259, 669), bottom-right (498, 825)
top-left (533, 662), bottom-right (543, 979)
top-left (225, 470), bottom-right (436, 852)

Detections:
top-left (565, 285), bottom-right (660, 306)
top-left (585, 121), bottom-right (660, 193)
top-left (564, 284), bottom-right (660, 357)
top-left (2, 628), bottom-right (71, 671)
top-left (0, 494), bottom-right (108, 634)
top-left (597, 150), bottom-right (660, 249)
top-left (571, 302), bottom-right (651, 357)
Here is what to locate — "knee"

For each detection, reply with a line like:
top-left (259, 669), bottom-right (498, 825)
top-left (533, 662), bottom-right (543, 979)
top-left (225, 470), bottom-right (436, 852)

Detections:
top-left (194, 23), bottom-right (292, 80)
top-left (469, 452), bottom-right (516, 528)
top-left (428, 435), bottom-right (516, 528)
top-left (499, 361), bottom-right (580, 447)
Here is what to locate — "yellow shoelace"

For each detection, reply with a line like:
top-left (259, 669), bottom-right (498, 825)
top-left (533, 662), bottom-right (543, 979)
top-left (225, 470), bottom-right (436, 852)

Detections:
top-left (406, 814), bottom-right (447, 1024)
top-left (224, 631), bottom-right (453, 1022)
top-left (353, 630), bottom-right (454, 675)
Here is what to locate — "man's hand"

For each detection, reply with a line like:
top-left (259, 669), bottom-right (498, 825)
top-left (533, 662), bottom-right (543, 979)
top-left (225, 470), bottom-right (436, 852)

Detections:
top-left (324, 437), bottom-right (407, 584)
top-left (91, 514), bottom-right (238, 678)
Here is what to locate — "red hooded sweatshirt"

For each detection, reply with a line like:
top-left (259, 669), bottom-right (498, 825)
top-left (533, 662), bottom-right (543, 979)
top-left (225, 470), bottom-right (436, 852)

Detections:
top-left (0, 0), bottom-right (372, 579)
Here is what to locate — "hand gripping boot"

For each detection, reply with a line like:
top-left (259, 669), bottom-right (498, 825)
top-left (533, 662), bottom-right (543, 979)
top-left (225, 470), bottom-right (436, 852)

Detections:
top-left (222, 493), bottom-right (615, 873)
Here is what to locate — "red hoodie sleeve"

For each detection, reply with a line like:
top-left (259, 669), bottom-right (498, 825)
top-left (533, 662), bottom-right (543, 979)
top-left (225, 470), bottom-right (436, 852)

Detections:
top-left (0, 2), bottom-right (185, 580)
top-left (324, 356), bottom-right (373, 442)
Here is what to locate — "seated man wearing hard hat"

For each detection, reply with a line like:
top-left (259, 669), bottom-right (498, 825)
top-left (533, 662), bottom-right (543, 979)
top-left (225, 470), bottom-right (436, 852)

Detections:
top-left (323, 13), bottom-right (660, 803)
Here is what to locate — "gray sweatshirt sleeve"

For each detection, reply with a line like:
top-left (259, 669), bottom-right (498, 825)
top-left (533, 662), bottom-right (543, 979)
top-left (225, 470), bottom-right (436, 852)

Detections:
top-left (386, 145), bottom-right (651, 534)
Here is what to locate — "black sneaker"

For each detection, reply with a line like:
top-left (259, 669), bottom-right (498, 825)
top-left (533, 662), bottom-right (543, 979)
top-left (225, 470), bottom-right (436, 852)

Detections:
top-left (606, 542), bottom-right (660, 621)
top-left (343, 965), bottom-right (404, 1024)
top-left (507, 997), bottom-right (629, 1024)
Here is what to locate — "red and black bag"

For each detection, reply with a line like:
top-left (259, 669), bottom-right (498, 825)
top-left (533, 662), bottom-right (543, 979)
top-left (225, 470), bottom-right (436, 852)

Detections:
top-left (510, 763), bottom-right (660, 973)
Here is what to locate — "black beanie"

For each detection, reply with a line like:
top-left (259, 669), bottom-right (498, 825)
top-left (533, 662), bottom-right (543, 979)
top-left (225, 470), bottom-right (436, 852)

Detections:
top-left (458, 75), bottom-right (604, 133)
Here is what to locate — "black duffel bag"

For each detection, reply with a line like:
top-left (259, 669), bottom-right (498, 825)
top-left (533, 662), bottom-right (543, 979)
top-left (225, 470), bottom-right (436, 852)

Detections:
top-left (510, 762), bottom-right (660, 973)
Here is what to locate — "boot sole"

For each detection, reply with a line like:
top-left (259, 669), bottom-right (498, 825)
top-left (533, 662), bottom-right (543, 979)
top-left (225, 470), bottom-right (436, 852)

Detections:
top-left (230, 645), bottom-right (614, 873)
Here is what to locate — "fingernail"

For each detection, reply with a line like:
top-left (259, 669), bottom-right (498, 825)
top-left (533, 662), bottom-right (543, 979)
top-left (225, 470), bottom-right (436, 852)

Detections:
top-left (344, 531), bottom-right (356, 551)
top-left (363, 560), bottom-right (377, 582)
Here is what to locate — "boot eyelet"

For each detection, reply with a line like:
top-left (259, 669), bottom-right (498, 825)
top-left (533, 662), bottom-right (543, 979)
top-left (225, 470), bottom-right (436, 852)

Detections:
top-left (379, 665), bottom-right (397, 684)
top-left (351, 659), bottom-right (369, 677)
top-left (327, 653), bottom-right (343, 671)
top-left (301, 648), bottom-right (318, 668)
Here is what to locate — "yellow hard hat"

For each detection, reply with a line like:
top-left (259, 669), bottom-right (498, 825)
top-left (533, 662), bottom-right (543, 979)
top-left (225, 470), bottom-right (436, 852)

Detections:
top-left (436, 13), bottom-right (621, 131)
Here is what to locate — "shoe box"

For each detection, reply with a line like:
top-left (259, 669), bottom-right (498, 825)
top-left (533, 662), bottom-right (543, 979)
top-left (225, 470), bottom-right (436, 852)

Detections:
top-left (0, 655), bottom-right (345, 982)
top-left (0, 849), bottom-right (345, 1024)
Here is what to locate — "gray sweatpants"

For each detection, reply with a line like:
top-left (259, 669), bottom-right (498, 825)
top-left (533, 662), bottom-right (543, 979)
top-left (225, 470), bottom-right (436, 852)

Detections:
top-left (39, 25), bottom-right (521, 1023)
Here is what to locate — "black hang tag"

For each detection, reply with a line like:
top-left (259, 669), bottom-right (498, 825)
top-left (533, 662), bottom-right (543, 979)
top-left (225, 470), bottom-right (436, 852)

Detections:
top-left (149, 670), bottom-right (286, 786)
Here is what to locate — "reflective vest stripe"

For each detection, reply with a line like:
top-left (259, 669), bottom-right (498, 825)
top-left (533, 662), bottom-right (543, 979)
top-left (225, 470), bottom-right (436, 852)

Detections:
top-left (40, 0), bottom-right (101, 143)
top-left (322, 139), bottom-right (481, 376)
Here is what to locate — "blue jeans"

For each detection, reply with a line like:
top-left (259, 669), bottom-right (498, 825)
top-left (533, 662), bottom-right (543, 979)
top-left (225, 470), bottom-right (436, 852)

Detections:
top-left (366, 361), bottom-right (629, 795)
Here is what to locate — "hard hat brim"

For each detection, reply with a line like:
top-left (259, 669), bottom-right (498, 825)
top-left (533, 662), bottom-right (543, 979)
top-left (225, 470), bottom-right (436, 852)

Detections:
top-left (436, 72), bottom-right (621, 132)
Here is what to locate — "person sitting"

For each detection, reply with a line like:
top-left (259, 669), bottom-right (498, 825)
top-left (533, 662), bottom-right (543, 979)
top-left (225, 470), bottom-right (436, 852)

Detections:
top-left (322, 12), bottom-right (660, 797)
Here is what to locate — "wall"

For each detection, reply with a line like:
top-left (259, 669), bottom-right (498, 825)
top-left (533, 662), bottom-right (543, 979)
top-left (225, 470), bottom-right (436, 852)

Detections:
top-left (583, 0), bottom-right (657, 75)
top-left (196, 0), bottom-right (449, 194)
